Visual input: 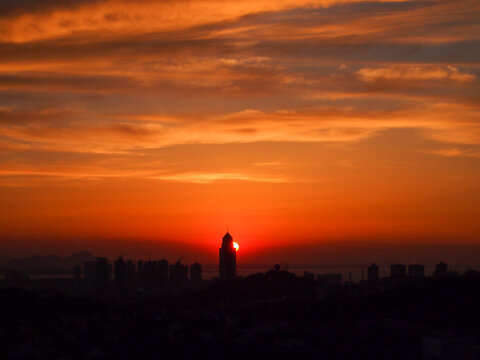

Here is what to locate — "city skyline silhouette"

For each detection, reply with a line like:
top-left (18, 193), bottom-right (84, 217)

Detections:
top-left (3, 232), bottom-right (480, 359)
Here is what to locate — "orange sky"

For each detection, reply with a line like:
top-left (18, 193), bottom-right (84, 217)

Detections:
top-left (0, 0), bottom-right (479, 264)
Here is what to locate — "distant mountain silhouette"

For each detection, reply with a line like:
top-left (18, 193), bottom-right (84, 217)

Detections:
top-left (64, 251), bottom-right (96, 265)
top-left (0, 255), bottom-right (13, 267)
top-left (1, 251), bottom-right (95, 274)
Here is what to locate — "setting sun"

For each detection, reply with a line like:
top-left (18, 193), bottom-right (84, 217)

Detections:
top-left (233, 242), bottom-right (239, 252)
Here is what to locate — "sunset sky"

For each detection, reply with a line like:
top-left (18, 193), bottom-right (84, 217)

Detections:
top-left (0, 0), bottom-right (479, 264)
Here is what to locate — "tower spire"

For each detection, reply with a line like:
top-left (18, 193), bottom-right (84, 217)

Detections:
top-left (219, 230), bottom-right (236, 280)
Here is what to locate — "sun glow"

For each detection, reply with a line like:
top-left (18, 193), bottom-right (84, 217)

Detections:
top-left (233, 242), bottom-right (239, 251)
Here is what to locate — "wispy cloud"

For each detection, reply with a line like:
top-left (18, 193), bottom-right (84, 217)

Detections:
top-left (0, 166), bottom-right (289, 186)
top-left (0, 0), bottom-right (404, 43)
top-left (149, 172), bottom-right (289, 184)
top-left (426, 147), bottom-right (480, 158)
top-left (356, 66), bottom-right (476, 83)
top-left (0, 0), bottom-right (479, 188)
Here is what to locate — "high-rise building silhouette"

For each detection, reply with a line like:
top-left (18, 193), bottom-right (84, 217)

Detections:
top-left (114, 256), bottom-right (126, 289)
top-left (137, 260), bottom-right (144, 285)
top-left (367, 263), bottom-right (379, 281)
top-left (95, 257), bottom-right (109, 292)
top-left (157, 259), bottom-right (169, 284)
top-left (84, 260), bottom-right (96, 291)
top-left (74, 264), bottom-right (82, 281)
top-left (190, 262), bottom-right (202, 283)
top-left (433, 261), bottom-right (448, 277)
top-left (126, 260), bottom-right (136, 287)
top-left (219, 231), bottom-right (236, 280)
top-left (169, 260), bottom-right (188, 285)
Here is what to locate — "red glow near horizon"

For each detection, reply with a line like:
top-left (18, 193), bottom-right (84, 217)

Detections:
top-left (0, 0), bottom-right (479, 263)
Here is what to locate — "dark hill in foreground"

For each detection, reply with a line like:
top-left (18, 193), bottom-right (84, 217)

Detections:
top-left (2, 272), bottom-right (480, 359)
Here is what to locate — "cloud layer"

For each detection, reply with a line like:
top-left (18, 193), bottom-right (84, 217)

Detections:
top-left (1, 0), bottom-right (479, 178)
top-left (0, 0), bottom-right (479, 248)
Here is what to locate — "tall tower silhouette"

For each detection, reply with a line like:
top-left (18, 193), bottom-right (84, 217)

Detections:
top-left (219, 231), bottom-right (236, 280)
